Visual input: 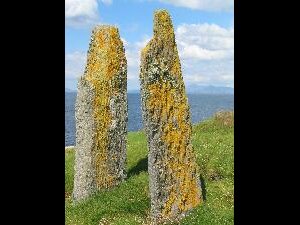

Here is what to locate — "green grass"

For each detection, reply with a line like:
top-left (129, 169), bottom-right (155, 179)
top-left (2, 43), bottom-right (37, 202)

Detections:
top-left (65, 111), bottom-right (234, 225)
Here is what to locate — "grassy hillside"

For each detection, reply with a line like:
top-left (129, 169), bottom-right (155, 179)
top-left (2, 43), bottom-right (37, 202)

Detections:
top-left (65, 111), bottom-right (234, 225)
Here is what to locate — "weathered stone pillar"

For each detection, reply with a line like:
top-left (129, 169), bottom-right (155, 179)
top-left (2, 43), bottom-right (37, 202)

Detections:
top-left (139, 10), bottom-right (202, 223)
top-left (73, 25), bottom-right (127, 202)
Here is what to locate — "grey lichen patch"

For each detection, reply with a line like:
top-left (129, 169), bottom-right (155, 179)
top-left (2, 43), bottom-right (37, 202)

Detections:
top-left (73, 25), bottom-right (128, 202)
top-left (73, 78), bottom-right (97, 202)
top-left (139, 10), bottom-right (202, 224)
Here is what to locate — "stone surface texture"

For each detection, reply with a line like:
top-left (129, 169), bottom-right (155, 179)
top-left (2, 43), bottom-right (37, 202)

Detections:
top-left (139, 10), bottom-right (202, 223)
top-left (73, 25), bottom-right (127, 202)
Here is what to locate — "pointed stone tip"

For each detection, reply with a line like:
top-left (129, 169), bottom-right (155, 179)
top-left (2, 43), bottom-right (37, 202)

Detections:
top-left (154, 9), bottom-right (169, 15)
top-left (153, 9), bottom-right (175, 41)
top-left (91, 25), bottom-right (120, 40)
top-left (93, 24), bottom-right (119, 32)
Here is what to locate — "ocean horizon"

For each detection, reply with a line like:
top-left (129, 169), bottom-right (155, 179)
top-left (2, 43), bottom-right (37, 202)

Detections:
top-left (65, 93), bottom-right (234, 146)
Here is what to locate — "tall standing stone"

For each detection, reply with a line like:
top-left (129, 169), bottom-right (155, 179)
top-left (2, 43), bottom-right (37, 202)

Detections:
top-left (73, 25), bottom-right (127, 202)
top-left (140, 10), bottom-right (202, 223)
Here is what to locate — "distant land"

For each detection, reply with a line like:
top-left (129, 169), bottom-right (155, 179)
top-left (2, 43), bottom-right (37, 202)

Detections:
top-left (185, 85), bottom-right (234, 94)
top-left (66, 85), bottom-right (234, 95)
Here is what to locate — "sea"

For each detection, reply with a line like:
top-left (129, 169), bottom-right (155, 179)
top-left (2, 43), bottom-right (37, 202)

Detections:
top-left (65, 93), bottom-right (234, 146)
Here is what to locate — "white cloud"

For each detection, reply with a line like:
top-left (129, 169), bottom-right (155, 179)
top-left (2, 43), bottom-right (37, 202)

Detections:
top-left (124, 36), bottom-right (150, 72)
top-left (158, 0), bottom-right (233, 11)
top-left (135, 36), bottom-right (151, 49)
top-left (65, 51), bottom-right (87, 80)
top-left (123, 25), bottom-right (233, 89)
top-left (177, 24), bottom-right (234, 50)
top-left (176, 23), bottom-right (234, 59)
top-left (181, 60), bottom-right (234, 87)
top-left (123, 38), bottom-right (139, 68)
top-left (183, 70), bottom-right (233, 88)
top-left (180, 45), bottom-right (231, 60)
top-left (65, 23), bottom-right (233, 90)
top-left (175, 23), bottom-right (234, 87)
top-left (64, 36), bottom-right (142, 90)
top-left (65, 0), bottom-right (112, 28)
top-left (65, 0), bottom-right (99, 27)
top-left (123, 36), bottom-right (150, 90)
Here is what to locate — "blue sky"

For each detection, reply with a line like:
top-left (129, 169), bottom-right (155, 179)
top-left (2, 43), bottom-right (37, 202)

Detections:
top-left (66, 0), bottom-right (234, 91)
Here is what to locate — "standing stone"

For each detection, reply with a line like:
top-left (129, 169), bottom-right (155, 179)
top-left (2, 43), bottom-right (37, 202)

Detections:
top-left (73, 25), bottom-right (127, 202)
top-left (140, 10), bottom-right (202, 223)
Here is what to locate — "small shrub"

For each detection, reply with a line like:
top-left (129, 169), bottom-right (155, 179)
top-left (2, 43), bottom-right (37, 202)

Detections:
top-left (214, 111), bottom-right (234, 127)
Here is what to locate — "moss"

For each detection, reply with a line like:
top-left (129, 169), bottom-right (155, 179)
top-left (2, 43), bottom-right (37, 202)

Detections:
top-left (84, 26), bottom-right (126, 189)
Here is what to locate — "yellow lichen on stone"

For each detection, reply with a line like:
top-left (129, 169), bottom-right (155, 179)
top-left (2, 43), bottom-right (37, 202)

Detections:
top-left (145, 67), bottom-right (201, 217)
top-left (147, 80), bottom-right (201, 217)
top-left (154, 10), bottom-right (175, 43)
top-left (171, 52), bottom-right (182, 79)
top-left (74, 24), bottom-right (127, 202)
top-left (84, 26), bottom-right (126, 189)
top-left (140, 9), bottom-right (202, 221)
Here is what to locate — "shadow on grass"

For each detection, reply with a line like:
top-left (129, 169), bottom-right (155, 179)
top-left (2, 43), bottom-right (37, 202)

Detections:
top-left (200, 174), bottom-right (207, 201)
top-left (128, 157), bottom-right (148, 177)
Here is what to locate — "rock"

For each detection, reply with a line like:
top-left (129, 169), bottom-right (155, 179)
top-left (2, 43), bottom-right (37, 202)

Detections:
top-left (139, 10), bottom-right (202, 223)
top-left (73, 25), bottom-right (127, 202)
